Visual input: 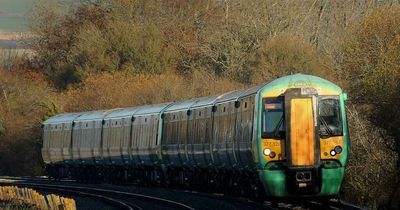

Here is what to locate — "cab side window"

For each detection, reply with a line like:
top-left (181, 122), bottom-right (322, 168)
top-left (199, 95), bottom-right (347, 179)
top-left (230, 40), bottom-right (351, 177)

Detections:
top-left (262, 98), bottom-right (285, 139)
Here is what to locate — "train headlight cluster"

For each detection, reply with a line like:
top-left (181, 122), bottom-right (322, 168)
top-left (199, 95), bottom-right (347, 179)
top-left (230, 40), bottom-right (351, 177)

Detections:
top-left (263, 148), bottom-right (271, 156)
top-left (334, 146), bottom-right (342, 154)
top-left (330, 150), bottom-right (336, 156)
top-left (330, 146), bottom-right (343, 156)
top-left (263, 148), bottom-right (277, 158)
top-left (269, 152), bottom-right (276, 158)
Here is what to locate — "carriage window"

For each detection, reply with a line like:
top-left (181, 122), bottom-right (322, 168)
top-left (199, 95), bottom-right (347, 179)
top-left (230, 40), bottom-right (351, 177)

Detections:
top-left (319, 97), bottom-right (342, 137)
top-left (262, 98), bottom-right (285, 139)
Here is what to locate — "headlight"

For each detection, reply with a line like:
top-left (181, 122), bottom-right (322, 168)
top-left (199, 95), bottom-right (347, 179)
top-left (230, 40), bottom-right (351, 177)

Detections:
top-left (263, 148), bottom-right (271, 156)
top-left (334, 146), bottom-right (342, 154)
top-left (330, 150), bottom-right (336, 156)
top-left (269, 151), bottom-right (276, 158)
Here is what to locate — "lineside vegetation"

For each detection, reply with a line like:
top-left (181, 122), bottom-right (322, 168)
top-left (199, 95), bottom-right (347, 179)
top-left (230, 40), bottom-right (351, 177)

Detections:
top-left (0, 0), bottom-right (399, 209)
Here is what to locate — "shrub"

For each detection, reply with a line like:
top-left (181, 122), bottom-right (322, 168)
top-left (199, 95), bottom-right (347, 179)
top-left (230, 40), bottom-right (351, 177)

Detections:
top-left (342, 106), bottom-right (398, 209)
top-left (27, 0), bottom-right (112, 88)
top-left (339, 5), bottom-right (400, 104)
top-left (64, 70), bottom-right (241, 112)
top-left (0, 70), bottom-right (58, 175)
top-left (339, 6), bottom-right (400, 208)
top-left (28, 0), bottom-right (174, 88)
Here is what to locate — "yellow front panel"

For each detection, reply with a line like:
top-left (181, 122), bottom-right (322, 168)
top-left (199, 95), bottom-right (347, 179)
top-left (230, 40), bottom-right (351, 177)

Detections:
top-left (320, 136), bottom-right (343, 159)
top-left (262, 139), bottom-right (285, 161)
top-left (290, 98), bottom-right (315, 166)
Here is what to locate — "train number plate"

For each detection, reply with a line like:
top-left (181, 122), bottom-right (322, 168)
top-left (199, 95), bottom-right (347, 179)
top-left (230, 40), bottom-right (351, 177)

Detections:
top-left (298, 183), bottom-right (307, 188)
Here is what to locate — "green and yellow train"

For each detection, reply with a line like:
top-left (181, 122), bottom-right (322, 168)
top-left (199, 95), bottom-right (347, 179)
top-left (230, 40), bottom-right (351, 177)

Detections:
top-left (42, 74), bottom-right (349, 197)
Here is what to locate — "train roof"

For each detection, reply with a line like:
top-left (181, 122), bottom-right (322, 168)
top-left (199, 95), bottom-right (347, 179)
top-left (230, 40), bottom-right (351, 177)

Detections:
top-left (43, 112), bottom-right (82, 124)
top-left (74, 109), bottom-right (120, 121)
top-left (103, 107), bottom-right (142, 119)
top-left (190, 96), bottom-right (218, 108)
top-left (133, 103), bottom-right (172, 115)
top-left (263, 74), bottom-right (342, 93)
top-left (164, 98), bottom-right (198, 112)
top-left (215, 84), bottom-right (265, 104)
top-left (43, 74), bottom-right (342, 124)
top-left (163, 84), bottom-right (266, 111)
top-left (103, 102), bottom-right (173, 119)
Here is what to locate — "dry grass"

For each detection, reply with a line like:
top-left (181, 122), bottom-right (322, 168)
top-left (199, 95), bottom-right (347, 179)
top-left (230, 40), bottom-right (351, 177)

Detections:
top-left (0, 70), bottom-right (57, 175)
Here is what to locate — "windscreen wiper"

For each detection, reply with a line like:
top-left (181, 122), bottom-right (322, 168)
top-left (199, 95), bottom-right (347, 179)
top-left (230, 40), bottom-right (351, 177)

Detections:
top-left (319, 116), bottom-right (334, 138)
top-left (272, 116), bottom-right (284, 139)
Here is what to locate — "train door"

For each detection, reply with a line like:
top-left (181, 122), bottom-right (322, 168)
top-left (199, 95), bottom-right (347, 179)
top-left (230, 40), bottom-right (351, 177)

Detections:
top-left (187, 109), bottom-right (197, 165)
top-left (61, 122), bottom-right (72, 162)
top-left (284, 88), bottom-right (319, 168)
top-left (289, 98), bottom-right (315, 166)
top-left (213, 101), bottom-right (236, 167)
top-left (120, 117), bottom-right (131, 164)
top-left (235, 96), bottom-right (255, 168)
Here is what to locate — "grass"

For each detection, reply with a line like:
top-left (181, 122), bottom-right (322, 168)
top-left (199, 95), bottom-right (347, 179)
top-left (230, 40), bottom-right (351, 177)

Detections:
top-left (0, 48), bottom-right (32, 70)
top-left (0, 200), bottom-right (38, 210)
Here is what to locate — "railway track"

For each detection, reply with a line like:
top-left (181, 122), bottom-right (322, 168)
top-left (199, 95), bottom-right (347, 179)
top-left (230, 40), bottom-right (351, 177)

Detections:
top-left (0, 177), bottom-right (368, 210)
top-left (269, 197), bottom-right (369, 210)
top-left (325, 199), bottom-right (369, 210)
top-left (24, 184), bottom-right (139, 210)
top-left (0, 177), bottom-right (195, 210)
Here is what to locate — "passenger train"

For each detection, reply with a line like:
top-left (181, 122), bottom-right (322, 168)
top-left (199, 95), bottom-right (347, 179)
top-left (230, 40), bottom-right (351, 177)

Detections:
top-left (42, 74), bottom-right (349, 197)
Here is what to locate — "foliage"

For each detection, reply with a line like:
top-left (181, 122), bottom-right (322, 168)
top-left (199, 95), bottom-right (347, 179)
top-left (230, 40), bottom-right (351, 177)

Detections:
top-left (28, 0), bottom-right (367, 86)
top-left (0, 49), bottom-right (26, 71)
top-left (342, 106), bottom-right (398, 208)
top-left (0, 70), bottom-right (58, 175)
top-left (254, 33), bottom-right (332, 83)
top-left (339, 5), bottom-right (400, 104)
top-left (1, 1), bottom-right (400, 209)
top-left (0, 200), bottom-right (38, 210)
top-left (339, 6), bottom-right (400, 208)
top-left (27, 0), bottom-right (112, 88)
top-left (64, 70), bottom-right (242, 112)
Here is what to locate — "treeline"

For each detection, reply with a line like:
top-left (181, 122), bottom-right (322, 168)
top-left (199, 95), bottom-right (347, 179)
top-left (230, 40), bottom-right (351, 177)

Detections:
top-left (0, 0), bottom-right (399, 209)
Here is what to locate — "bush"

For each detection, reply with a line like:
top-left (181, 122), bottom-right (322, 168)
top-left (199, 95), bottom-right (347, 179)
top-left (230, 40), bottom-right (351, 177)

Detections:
top-left (255, 33), bottom-right (332, 82)
top-left (64, 70), bottom-right (241, 112)
top-left (342, 106), bottom-right (398, 209)
top-left (28, 0), bottom-right (174, 88)
top-left (27, 0), bottom-right (112, 88)
top-left (339, 5), bottom-right (400, 104)
top-left (0, 70), bottom-right (58, 175)
top-left (339, 6), bottom-right (400, 208)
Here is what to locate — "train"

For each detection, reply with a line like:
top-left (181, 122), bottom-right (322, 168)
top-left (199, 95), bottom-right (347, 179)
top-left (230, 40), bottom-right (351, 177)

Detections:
top-left (42, 74), bottom-right (349, 198)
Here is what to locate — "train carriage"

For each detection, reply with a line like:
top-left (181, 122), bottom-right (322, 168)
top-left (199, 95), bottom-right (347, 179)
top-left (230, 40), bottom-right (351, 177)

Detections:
top-left (42, 74), bottom-right (349, 197)
top-left (42, 113), bottom-right (82, 164)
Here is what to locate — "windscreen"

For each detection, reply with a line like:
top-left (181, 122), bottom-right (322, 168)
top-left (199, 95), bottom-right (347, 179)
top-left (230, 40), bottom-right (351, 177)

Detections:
top-left (262, 98), bottom-right (285, 139)
top-left (319, 97), bottom-right (342, 137)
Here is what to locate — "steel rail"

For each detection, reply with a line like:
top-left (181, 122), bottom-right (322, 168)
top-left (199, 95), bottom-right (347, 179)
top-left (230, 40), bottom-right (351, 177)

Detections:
top-left (0, 182), bottom-right (138, 210)
top-left (0, 179), bottom-right (195, 210)
top-left (306, 199), bottom-right (369, 210)
top-left (0, 177), bottom-right (369, 210)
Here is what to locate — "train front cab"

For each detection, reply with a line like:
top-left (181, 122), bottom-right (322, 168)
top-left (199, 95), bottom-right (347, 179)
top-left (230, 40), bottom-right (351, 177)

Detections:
top-left (257, 76), bottom-right (349, 197)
